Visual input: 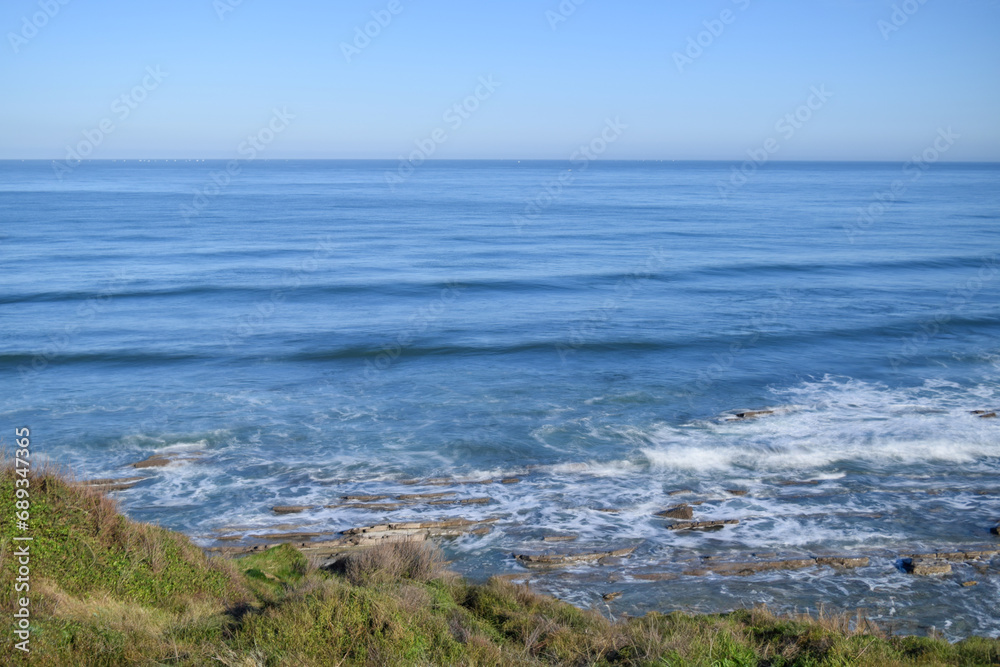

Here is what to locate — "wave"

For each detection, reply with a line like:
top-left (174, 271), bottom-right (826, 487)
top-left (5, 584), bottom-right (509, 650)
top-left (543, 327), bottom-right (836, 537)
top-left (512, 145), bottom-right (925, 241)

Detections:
top-left (2, 253), bottom-right (994, 305)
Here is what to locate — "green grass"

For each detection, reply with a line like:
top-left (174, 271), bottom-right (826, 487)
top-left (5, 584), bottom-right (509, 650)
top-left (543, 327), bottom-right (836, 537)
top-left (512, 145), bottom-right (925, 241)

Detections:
top-left (2, 466), bottom-right (998, 666)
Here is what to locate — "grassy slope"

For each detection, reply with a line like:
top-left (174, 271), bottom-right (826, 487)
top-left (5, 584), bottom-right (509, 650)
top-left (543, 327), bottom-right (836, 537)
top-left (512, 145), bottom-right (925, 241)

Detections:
top-left (2, 468), bottom-right (998, 666)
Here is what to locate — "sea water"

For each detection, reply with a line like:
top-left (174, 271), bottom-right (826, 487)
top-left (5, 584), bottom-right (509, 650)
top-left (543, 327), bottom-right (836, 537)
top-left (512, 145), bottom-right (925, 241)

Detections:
top-left (2, 160), bottom-right (998, 637)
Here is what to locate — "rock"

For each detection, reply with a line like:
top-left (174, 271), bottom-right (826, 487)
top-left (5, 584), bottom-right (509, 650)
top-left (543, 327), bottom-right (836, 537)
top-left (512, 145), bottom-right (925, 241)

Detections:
top-left (899, 549), bottom-right (1000, 562)
top-left (901, 558), bottom-right (952, 576)
top-left (971, 410), bottom-right (997, 418)
top-left (395, 492), bottom-right (455, 500)
top-left (730, 410), bottom-right (774, 420)
top-left (341, 518), bottom-right (497, 538)
top-left (725, 490), bottom-right (749, 497)
top-left (501, 477), bottom-right (521, 484)
top-left (667, 519), bottom-right (739, 531)
top-left (689, 558), bottom-right (816, 576)
top-left (655, 504), bottom-right (694, 520)
top-left (341, 495), bottom-right (389, 502)
top-left (543, 535), bottom-right (578, 543)
top-left (601, 591), bottom-right (622, 601)
top-left (130, 452), bottom-right (204, 469)
top-left (513, 546), bottom-right (638, 567)
top-left (131, 455), bottom-right (173, 469)
top-left (680, 555), bottom-right (866, 577)
top-left (272, 505), bottom-right (317, 514)
top-left (632, 572), bottom-right (678, 581)
top-left (668, 489), bottom-right (694, 496)
top-left (961, 581), bottom-right (979, 587)
top-left (255, 532), bottom-right (326, 541)
top-left (815, 556), bottom-right (869, 569)
top-left (216, 535), bottom-right (243, 541)
top-left (210, 518), bottom-right (498, 560)
top-left (75, 476), bottom-right (146, 492)
top-left (329, 503), bottom-right (406, 511)
top-left (428, 497), bottom-right (491, 506)
top-left (594, 508), bottom-right (622, 513)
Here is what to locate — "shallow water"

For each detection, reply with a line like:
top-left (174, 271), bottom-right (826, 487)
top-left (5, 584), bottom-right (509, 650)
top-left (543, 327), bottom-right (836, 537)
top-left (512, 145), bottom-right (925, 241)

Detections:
top-left (2, 160), bottom-right (998, 637)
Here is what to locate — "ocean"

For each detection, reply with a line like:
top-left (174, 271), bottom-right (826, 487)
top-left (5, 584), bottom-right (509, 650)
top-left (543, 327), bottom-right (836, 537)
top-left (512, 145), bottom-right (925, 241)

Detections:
top-left (2, 159), bottom-right (998, 638)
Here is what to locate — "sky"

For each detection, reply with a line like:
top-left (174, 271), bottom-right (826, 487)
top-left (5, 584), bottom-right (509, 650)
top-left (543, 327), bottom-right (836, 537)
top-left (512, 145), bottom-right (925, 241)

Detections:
top-left (1, 0), bottom-right (998, 161)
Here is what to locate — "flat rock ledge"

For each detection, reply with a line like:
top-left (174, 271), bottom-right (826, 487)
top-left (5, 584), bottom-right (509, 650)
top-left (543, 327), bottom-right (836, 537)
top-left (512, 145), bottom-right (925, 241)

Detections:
top-left (683, 556), bottom-right (868, 577)
top-left (129, 452), bottom-right (205, 469)
top-left (207, 518), bottom-right (498, 561)
top-left (667, 519), bottom-right (739, 531)
top-left (513, 546), bottom-right (638, 567)
top-left (74, 476), bottom-right (146, 492)
top-left (901, 558), bottom-right (952, 576)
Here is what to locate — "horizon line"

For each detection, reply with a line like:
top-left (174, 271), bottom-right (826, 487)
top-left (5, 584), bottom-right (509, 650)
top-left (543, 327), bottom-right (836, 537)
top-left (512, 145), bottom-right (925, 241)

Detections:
top-left (3, 158), bottom-right (1000, 164)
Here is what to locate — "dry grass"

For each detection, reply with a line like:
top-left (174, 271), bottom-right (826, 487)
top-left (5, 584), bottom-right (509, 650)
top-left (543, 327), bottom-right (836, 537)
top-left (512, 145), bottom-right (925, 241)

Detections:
top-left (339, 538), bottom-right (451, 585)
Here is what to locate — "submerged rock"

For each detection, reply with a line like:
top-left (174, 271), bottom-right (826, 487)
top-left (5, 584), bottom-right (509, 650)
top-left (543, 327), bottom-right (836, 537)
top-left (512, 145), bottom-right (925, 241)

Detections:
top-left (543, 535), bottom-right (579, 543)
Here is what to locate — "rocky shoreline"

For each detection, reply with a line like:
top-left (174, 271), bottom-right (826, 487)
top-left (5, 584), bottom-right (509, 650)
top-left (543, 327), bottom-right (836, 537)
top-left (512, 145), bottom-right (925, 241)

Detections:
top-left (74, 406), bottom-right (1000, 611)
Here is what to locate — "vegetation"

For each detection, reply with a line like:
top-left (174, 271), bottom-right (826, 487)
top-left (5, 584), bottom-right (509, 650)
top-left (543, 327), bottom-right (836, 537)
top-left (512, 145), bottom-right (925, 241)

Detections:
top-left (2, 466), bottom-right (998, 666)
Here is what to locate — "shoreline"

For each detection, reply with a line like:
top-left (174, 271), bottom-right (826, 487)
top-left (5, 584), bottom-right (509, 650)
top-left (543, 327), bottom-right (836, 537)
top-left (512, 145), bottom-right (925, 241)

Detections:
top-left (5, 466), bottom-right (1000, 664)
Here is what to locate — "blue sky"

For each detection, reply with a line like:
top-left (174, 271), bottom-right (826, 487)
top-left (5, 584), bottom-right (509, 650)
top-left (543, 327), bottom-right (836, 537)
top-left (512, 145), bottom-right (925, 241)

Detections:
top-left (1, 0), bottom-right (998, 160)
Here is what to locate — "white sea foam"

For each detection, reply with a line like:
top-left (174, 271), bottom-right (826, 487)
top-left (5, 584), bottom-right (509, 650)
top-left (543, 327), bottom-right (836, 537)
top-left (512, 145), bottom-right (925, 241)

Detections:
top-left (641, 378), bottom-right (999, 474)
